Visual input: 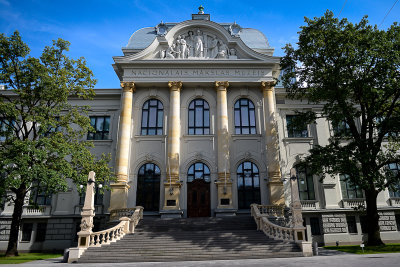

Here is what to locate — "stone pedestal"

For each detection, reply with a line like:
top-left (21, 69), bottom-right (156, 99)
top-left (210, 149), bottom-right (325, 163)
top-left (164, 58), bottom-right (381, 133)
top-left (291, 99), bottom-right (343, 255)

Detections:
top-left (161, 182), bottom-right (183, 218)
top-left (109, 182), bottom-right (130, 211)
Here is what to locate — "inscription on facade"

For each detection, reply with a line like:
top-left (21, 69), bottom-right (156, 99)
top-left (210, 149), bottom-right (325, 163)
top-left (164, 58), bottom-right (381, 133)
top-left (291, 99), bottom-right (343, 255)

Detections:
top-left (126, 68), bottom-right (270, 78)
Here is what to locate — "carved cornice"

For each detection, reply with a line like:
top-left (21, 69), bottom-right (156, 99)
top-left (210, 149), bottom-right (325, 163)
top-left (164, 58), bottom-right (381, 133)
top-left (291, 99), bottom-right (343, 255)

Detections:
top-left (260, 81), bottom-right (276, 92)
top-left (215, 81), bottom-right (229, 91)
top-left (168, 81), bottom-right (183, 91)
top-left (120, 82), bottom-right (136, 93)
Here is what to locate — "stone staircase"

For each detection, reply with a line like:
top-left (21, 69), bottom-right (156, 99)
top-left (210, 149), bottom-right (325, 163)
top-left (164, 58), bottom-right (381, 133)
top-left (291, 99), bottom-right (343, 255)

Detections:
top-left (78, 215), bottom-right (303, 263)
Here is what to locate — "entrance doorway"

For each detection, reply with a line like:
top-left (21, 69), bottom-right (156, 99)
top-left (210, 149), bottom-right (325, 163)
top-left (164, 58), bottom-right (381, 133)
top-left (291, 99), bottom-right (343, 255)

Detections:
top-left (186, 162), bottom-right (211, 217)
top-left (137, 163), bottom-right (160, 211)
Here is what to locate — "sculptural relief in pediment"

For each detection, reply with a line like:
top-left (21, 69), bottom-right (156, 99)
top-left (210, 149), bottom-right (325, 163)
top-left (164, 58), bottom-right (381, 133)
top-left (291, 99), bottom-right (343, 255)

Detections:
top-left (160, 29), bottom-right (238, 60)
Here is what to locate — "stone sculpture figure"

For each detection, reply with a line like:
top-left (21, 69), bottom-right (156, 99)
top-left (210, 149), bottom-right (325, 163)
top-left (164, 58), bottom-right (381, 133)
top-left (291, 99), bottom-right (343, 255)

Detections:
top-left (217, 41), bottom-right (228, 59)
top-left (194, 29), bottom-right (204, 58)
top-left (209, 36), bottom-right (219, 58)
top-left (178, 35), bottom-right (188, 59)
top-left (186, 31), bottom-right (195, 57)
top-left (165, 44), bottom-right (178, 59)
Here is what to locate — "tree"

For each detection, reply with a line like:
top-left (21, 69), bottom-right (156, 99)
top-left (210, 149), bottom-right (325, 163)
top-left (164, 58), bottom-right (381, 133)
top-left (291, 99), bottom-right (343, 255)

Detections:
top-left (0, 31), bottom-right (115, 256)
top-left (280, 11), bottom-right (400, 246)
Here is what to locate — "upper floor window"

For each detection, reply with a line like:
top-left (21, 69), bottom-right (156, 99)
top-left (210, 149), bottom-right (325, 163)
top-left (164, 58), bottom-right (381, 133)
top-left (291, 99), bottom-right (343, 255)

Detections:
top-left (79, 187), bottom-right (103, 205)
top-left (296, 166), bottom-right (315, 200)
top-left (0, 119), bottom-right (15, 141)
top-left (388, 163), bottom-right (400, 198)
top-left (340, 174), bottom-right (363, 199)
top-left (188, 99), bottom-right (210, 135)
top-left (30, 187), bottom-right (52, 206)
top-left (286, 115), bottom-right (308, 138)
top-left (332, 120), bottom-right (351, 137)
top-left (234, 98), bottom-right (256, 134)
top-left (87, 116), bottom-right (110, 140)
top-left (141, 99), bottom-right (163, 135)
top-left (187, 162), bottom-right (211, 182)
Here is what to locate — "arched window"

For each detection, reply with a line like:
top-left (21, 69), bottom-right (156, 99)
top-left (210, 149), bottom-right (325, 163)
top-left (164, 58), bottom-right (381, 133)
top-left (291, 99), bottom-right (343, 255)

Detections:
top-left (237, 161), bottom-right (260, 209)
top-left (187, 162), bottom-right (211, 182)
top-left (141, 99), bottom-right (163, 135)
top-left (296, 166), bottom-right (315, 200)
top-left (137, 163), bottom-right (161, 211)
top-left (234, 98), bottom-right (256, 134)
top-left (188, 99), bottom-right (210, 135)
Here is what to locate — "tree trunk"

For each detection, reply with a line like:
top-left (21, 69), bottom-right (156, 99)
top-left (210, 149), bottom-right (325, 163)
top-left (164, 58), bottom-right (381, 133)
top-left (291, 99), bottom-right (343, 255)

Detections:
top-left (5, 187), bottom-right (26, 257)
top-left (365, 189), bottom-right (384, 246)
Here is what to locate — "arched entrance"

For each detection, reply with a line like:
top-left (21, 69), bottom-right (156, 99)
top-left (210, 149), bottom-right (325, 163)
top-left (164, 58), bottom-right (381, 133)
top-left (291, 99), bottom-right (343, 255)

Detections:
top-left (137, 163), bottom-right (160, 211)
top-left (187, 162), bottom-right (211, 217)
top-left (237, 161), bottom-right (260, 209)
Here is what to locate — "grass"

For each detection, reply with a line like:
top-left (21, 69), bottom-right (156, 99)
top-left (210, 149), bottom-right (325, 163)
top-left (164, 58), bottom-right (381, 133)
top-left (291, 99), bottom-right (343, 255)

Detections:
top-left (0, 253), bottom-right (62, 264)
top-left (324, 243), bottom-right (400, 254)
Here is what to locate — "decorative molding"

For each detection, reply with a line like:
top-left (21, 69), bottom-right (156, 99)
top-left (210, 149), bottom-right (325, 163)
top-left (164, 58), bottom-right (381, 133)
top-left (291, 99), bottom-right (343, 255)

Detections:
top-left (120, 82), bottom-right (136, 93)
top-left (215, 81), bottom-right (229, 90)
top-left (155, 21), bottom-right (168, 36)
top-left (168, 81), bottom-right (183, 91)
top-left (244, 151), bottom-right (251, 160)
top-left (260, 81), bottom-right (275, 92)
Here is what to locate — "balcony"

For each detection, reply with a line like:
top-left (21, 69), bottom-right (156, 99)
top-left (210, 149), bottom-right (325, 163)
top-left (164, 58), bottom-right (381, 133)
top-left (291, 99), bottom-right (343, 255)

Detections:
top-left (22, 205), bottom-right (51, 216)
top-left (389, 197), bottom-right (400, 207)
top-left (300, 200), bottom-right (319, 210)
top-left (340, 198), bottom-right (366, 209)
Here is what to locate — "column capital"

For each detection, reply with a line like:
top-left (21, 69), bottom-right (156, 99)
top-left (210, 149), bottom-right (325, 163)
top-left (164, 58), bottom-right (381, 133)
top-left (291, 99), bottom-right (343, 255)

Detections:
top-left (260, 81), bottom-right (276, 92)
top-left (215, 81), bottom-right (229, 91)
top-left (168, 81), bottom-right (183, 91)
top-left (120, 81), bottom-right (136, 93)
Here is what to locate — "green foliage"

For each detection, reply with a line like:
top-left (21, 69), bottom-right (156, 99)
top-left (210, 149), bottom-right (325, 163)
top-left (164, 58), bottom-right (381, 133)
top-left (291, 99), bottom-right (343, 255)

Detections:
top-left (0, 253), bottom-right (63, 264)
top-left (0, 31), bottom-right (115, 203)
top-left (280, 10), bottom-right (400, 193)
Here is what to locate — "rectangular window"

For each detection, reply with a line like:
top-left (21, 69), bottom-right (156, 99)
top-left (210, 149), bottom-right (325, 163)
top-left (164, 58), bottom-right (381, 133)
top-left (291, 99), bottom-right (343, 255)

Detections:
top-left (296, 166), bottom-right (315, 200)
top-left (388, 164), bottom-right (400, 198)
top-left (30, 187), bottom-right (52, 206)
top-left (79, 187), bottom-right (103, 206)
top-left (333, 120), bottom-right (352, 137)
top-left (87, 116), bottom-right (110, 140)
top-left (310, 217), bottom-right (321, 235)
top-left (21, 223), bottom-right (33, 242)
top-left (340, 174), bottom-right (363, 199)
top-left (347, 216), bottom-right (357, 233)
top-left (286, 115), bottom-right (308, 138)
top-left (395, 214), bottom-right (400, 231)
top-left (35, 223), bottom-right (47, 242)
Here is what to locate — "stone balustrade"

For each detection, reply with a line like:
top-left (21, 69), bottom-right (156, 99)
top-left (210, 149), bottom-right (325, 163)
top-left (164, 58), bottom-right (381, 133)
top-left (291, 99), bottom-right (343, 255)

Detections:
top-left (300, 200), bottom-right (319, 210)
top-left (109, 206), bottom-right (143, 221)
top-left (251, 204), bottom-right (295, 241)
top-left (341, 199), bottom-right (365, 209)
top-left (22, 205), bottom-right (51, 216)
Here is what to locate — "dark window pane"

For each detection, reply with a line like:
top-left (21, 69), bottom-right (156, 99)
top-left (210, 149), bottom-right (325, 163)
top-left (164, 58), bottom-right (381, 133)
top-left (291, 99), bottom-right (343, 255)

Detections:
top-left (196, 107), bottom-right (203, 126)
top-left (347, 216), bottom-right (357, 234)
top-left (195, 128), bottom-right (203, 135)
top-left (149, 107), bottom-right (157, 127)
top-left (157, 111), bottom-right (163, 127)
top-left (189, 110), bottom-right (194, 127)
top-left (241, 106), bottom-right (249, 126)
top-left (22, 223), bottom-right (33, 242)
top-left (141, 99), bottom-right (163, 136)
top-left (310, 217), bottom-right (321, 235)
top-left (204, 111), bottom-right (210, 126)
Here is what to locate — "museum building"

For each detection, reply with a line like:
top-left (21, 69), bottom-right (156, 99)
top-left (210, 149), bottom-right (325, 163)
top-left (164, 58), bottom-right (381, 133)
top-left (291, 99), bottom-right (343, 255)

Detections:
top-left (1, 9), bottom-right (400, 252)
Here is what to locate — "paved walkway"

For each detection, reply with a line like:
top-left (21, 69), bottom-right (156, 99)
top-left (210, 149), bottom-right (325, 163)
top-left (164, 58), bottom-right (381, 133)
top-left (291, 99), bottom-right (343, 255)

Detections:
top-left (3, 249), bottom-right (400, 267)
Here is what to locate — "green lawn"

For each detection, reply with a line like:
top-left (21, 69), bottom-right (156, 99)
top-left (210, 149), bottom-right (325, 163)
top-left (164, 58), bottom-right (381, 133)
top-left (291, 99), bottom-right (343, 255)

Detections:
top-left (0, 253), bottom-right (62, 264)
top-left (324, 243), bottom-right (400, 254)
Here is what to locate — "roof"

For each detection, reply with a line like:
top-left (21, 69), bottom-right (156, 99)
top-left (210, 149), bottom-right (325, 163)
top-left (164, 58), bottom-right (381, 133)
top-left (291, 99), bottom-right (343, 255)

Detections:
top-left (125, 22), bottom-right (271, 51)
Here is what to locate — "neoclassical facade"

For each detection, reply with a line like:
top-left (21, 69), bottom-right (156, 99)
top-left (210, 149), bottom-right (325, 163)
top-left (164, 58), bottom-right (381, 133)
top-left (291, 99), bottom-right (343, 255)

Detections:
top-left (1, 9), bottom-right (400, 252)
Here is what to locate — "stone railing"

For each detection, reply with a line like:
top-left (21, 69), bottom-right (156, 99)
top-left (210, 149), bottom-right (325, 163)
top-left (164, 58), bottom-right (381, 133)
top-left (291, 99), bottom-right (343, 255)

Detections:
top-left (22, 205), bottom-right (51, 216)
top-left (341, 199), bottom-right (365, 209)
top-left (300, 200), bottom-right (319, 210)
top-left (109, 206), bottom-right (143, 221)
top-left (257, 204), bottom-right (285, 217)
top-left (389, 197), bottom-right (400, 207)
top-left (89, 219), bottom-right (128, 247)
top-left (251, 204), bottom-right (299, 242)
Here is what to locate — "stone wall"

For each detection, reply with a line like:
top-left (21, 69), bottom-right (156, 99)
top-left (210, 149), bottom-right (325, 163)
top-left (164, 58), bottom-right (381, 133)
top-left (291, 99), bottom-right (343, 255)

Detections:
top-left (379, 211), bottom-right (397, 231)
top-left (322, 213), bottom-right (347, 234)
top-left (45, 218), bottom-right (74, 241)
top-left (0, 219), bottom-right (11, 241)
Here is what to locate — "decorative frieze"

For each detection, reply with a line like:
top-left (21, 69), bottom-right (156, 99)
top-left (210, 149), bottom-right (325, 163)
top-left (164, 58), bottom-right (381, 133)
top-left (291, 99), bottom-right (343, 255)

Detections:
top-left (378, 211), bottom-right (397, 231)
top-left (322, 213), bottom-right (347, 234)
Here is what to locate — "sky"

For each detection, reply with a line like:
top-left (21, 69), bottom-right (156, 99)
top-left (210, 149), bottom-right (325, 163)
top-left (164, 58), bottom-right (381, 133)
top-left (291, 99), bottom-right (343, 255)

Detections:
top-left (0, 0), bottom-right (399, 88)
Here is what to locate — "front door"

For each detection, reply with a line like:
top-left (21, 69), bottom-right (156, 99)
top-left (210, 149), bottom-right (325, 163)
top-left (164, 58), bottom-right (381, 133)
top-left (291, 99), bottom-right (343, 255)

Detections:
top-left (187, 179), bottom-right (210, 217)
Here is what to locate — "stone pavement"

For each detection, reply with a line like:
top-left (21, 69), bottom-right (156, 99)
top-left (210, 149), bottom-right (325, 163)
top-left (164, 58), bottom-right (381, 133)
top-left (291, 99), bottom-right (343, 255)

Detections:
top-left (3, 249), bottom-right (400, 267)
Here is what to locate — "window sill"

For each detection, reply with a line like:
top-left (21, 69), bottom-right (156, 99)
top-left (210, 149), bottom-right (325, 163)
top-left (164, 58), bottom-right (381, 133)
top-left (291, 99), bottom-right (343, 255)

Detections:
top-left (232, 134), bottom-right (262, 138)
top-left (87, 139), bottom-right (113, 142)
top-left (282, 137), bottom-right (314, 143)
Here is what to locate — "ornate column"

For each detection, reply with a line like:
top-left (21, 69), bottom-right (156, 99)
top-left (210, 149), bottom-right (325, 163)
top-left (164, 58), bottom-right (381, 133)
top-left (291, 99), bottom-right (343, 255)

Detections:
top-left (215, 81), bottom-right (234, 212)
top-left (109, 82), bottom-right (135, 211)
top-left (163, 81), bottom-right (183, 213)
top-left (261, 81), bottom-right (284, 205)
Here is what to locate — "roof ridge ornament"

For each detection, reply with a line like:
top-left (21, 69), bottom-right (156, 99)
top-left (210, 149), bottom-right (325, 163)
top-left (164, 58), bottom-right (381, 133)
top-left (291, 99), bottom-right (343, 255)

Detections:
top-left (198, 5), bottom-right (204, 14)
top-left (155, 21), bottom-right (168, 36)
top-left (229, 22), bottom-right (242, 37)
